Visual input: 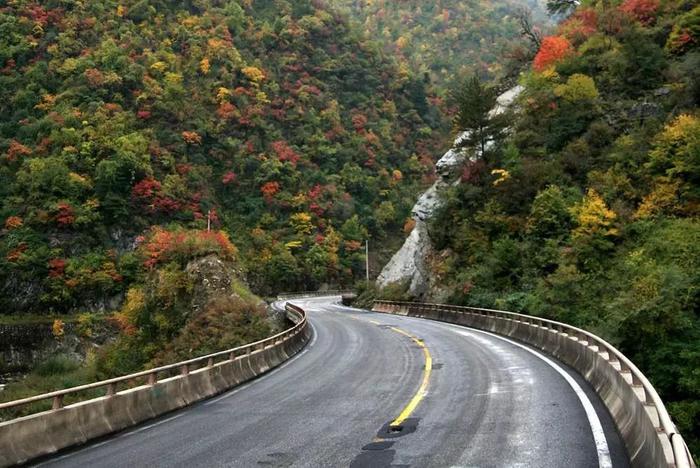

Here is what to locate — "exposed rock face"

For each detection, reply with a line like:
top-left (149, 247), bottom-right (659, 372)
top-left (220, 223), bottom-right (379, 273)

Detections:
top-left (377, 86), bottom-right (523, 297)
top-left (376, 221), bottom-right (433, 296)
top-left (376, 132), bottom-right (467, 296)
top-left (185, 255), bottom-right (237, 315)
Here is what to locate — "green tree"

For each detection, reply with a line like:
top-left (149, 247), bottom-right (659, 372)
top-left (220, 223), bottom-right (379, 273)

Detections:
top-left (451, 75), bottom-right (503, 157)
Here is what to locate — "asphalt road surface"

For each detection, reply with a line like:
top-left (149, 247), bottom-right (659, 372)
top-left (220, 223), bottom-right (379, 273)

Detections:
top-left (37, 296), bottom-right (630, 467)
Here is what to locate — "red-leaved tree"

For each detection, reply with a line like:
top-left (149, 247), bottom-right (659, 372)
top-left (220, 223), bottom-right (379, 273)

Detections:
top-left (533, 36), bottom-right (573, 71)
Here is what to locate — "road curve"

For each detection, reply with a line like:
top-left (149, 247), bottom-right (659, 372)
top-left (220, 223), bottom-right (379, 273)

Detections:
top-left (37, 296), bottom-right (630, 467)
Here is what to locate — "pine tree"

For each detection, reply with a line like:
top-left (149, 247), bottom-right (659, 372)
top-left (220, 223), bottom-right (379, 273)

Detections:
top-left (451, 75), bottom-right (502, 158)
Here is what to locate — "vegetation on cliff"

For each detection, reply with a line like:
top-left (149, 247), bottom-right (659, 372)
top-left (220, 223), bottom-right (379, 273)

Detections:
top-left (425, 0), bottom-right (699, 455)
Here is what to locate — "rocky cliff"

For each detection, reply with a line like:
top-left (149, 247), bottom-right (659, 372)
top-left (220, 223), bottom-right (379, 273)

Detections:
top-left (376, 86), bottom-right (523, 298)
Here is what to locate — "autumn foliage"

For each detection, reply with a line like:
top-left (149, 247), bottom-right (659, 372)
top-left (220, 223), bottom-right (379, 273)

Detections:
top-left (619, 0), bottom-right (659, 25)
top-left (533, 36), bottom-right (573, 72)
top-left (139, 227), bottom-right (238, 269)
top-left (4, 216), bottom-right (23, 229)
top-left (559, 9), bottom-right (598, 43)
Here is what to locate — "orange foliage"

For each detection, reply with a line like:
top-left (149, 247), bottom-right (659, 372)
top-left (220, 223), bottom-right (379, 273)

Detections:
top-left (533, 36), bottom-right (573, 72)
top-left (182, 131), bottom-right (202, 144)
top-left (6, 140), bottom-right (32, 161)
top-left (140, 227), bottom-right (238, 269)
top-left (6, 243), bottom-right (28, 262)
top-left (403, 217), bottom-right (416, 234)
top-left (4, 216), bottom-right (23, 229)
top-left (261, 181), bottom-right (280, 200)
top-left (216, 101), bottom-right (238, 120)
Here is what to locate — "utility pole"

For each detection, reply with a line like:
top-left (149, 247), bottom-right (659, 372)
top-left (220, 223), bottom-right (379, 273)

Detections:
top-left (365, 239), bottom-right (370, 284)
top-left (207, 209), bottom-right (211, 232)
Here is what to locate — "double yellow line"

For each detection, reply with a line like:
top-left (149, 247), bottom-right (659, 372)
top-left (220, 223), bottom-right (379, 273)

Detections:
top-left (349, 316), bottom-right (433, 427)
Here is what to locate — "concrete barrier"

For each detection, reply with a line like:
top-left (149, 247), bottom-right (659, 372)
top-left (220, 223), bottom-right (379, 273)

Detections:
top-left (276, 290), bottom-right (353, 300)
top-left (0, 304), bottom-right (311, 467)
top-left (372, 300), bottom-right (695, 468)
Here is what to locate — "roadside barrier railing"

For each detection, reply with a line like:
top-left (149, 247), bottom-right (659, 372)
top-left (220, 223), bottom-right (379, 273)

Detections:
top-left (372, 300), bottom-right (695, 468)
top-left (0, 303), bottom-right (310, 466)
top-left (276, 290), bottom-right (354, 300)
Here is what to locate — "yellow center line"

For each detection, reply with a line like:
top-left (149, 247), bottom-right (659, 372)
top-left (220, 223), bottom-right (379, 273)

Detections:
top-left (388, 326), bottom-right (432, 428)
top-left (343, 314), bottom-right (432, 427)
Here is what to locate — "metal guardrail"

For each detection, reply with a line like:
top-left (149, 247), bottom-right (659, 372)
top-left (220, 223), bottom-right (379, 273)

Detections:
top-left (372, 300), bottom-right (695, 468)
top-left (276, 290), bottom-right (354, 300)
top-left (0, 304), bottom-right (308, 415)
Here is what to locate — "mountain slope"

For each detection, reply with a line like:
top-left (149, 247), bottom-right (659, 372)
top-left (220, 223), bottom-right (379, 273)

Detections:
top-left (402, 0), bottom-right (700, 457)
top-left (0, 0), bottom-right (446, 311)
top-left (331, 0), bottom-right (547, 90)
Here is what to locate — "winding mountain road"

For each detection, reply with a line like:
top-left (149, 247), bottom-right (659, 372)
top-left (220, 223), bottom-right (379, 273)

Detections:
top-left (37, 296), bottom-right (630, 467)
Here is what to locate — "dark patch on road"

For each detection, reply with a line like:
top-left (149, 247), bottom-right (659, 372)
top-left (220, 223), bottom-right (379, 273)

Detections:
top-left (350, 449), bottom-right (398, 467)
top-left (349, 418), bottom-right (420, 467)
top-left (431, 363), bottom-right (443, 370)
top-left (362, 441), bottom-right (394, 451)
top-left (257, 452), bottom-right (295, 466)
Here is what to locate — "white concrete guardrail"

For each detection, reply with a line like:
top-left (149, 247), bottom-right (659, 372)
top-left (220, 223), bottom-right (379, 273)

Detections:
top-left (276, 290), bottom-right (354, 300)
top-left (0, 303), bottom-right (311, 467)
top-left (372, 300), bottom-right (695, 468)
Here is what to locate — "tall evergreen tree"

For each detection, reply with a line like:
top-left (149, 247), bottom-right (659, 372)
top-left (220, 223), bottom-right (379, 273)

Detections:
top-left (451, 75), bottom-right (503, 157)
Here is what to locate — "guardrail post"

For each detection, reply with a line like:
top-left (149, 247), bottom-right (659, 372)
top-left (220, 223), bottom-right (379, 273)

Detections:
top-left (148, 372), bottom-right (158, 385)
top-left (52, 395), bottom-right (63, 410)
top-left (107, 383), bottom-right (116, 396)
top-left (207, 357), bottom-right (214, 368)
top-left (180, 364), bottom-right (189, 376)
top-left (229, 351), bottom-right (236, 361)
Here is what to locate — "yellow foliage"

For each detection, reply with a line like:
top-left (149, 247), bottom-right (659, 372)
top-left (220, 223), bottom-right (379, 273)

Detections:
top-left (34, 94), bottom-right (56, 111)
top-left (290, 212), bottom-right (314, 235)
top-left (199, 58), bottom-right (210, 74)
top-left (659, 114), bottom-right (698, 142)
top-left (150, 61), bottom-right (168, 73)
top-left (571, 189), bottom-right (618, 239)
top-left (285, 240), bottom-right (303, 249)
top-left (255, 91), bottom-right (270, 104)
top-left (395, 36), bottom-right (409, 49)
top-left (116, 5), bottom-right (126, 17)
top-left (164, 72), bottom-right (183, 86)
top-left (554, 74), bottom-right (599, 102)
top-left (207, 38), bottom-right (227, 50)
top-left (216, 87), bottom-right (231, 103)
top-left (291, 192), bottom-right (307, 207)
top-left (491, 169), bottom-right (511, 186)
top-left (69, 172), bottom-right (90, 187)
top-left (52, 319), bottom-right (65, 338)
top-left (635, 178), bottom-right (680, 219)
top-left (242, 66), bottom-right (265, 83)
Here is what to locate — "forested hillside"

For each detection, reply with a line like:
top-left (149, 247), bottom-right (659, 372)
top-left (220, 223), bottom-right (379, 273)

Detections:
top-left (422, 0), bottom-right (700, 456)
top-left (332, 0), bottom-right (546, 90)
top-left (0, 0), bottom-right (447, 313)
